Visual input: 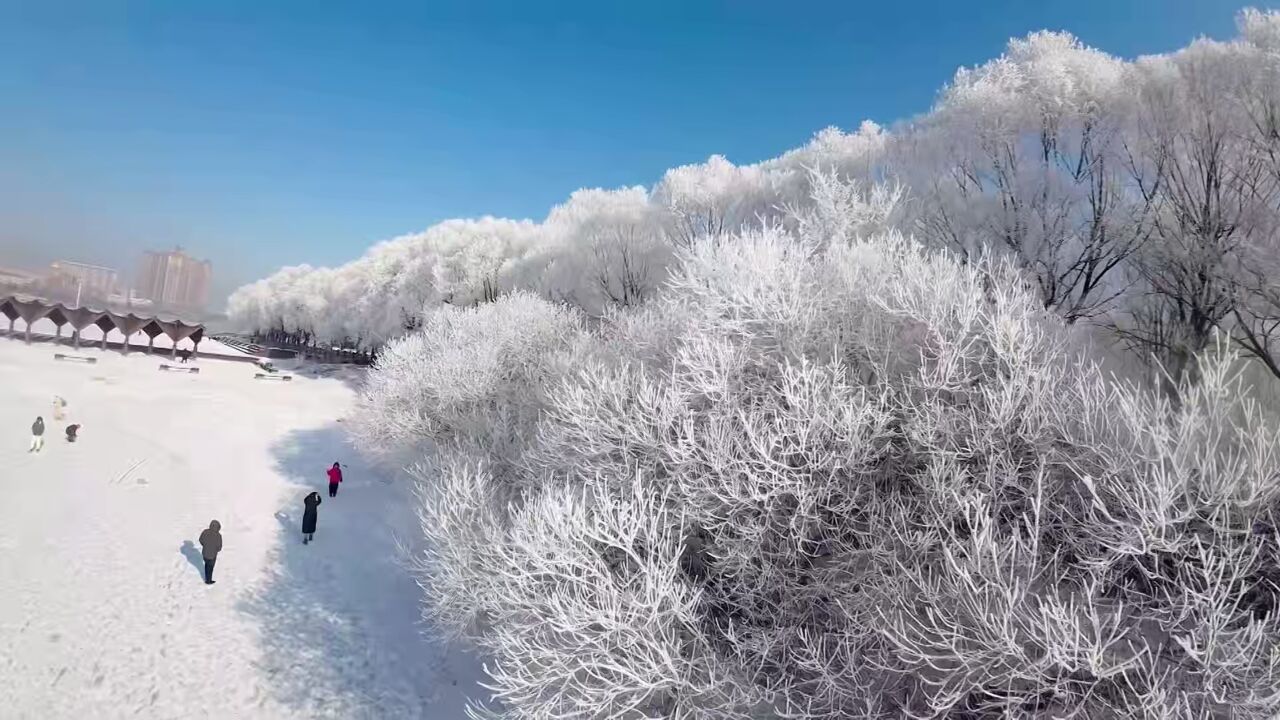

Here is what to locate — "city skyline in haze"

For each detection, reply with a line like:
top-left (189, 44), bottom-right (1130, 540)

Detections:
top-left (1, 246), bottom-right (213, 317)
top-left (0, 0), bottom-right (1245, 310)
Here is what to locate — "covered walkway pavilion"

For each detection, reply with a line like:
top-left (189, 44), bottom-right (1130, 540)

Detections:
top-left (0, 295), bottom-right (206, 359)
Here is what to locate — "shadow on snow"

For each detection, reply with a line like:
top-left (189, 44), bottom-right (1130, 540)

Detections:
top-left (237, 424), bottom-right (485, 720)
top-left (178, 540), bottom-right (204, 579)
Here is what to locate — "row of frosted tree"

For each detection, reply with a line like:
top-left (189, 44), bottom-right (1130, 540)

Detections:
top-left (236, 11), bottom-right (1280, 718)
top-left (230, 12), bottom-right (1280, 390)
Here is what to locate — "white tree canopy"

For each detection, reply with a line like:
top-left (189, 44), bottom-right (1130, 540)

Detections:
top-left (229, 8), bottom-right (1280, 385)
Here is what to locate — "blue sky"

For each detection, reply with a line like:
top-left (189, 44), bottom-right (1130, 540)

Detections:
top-left (0, 0), bottom-right (1244, 306)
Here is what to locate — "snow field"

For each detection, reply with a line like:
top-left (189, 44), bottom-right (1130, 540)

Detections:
top-left (0, 338), bottom-right (484, 719)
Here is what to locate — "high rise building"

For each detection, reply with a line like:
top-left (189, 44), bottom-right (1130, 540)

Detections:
top-left (136, 248), bottom-right (212, 312)
top-left (47, 261), bottom-right (119, 303)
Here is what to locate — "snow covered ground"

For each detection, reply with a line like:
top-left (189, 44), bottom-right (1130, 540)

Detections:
top-left (0, 338), bottom-right (486, 719)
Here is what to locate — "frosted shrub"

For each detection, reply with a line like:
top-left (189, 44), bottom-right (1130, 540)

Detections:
top-left (784, 166), bottom-right (903, 247)
top-left (465, 478), bottom-right (760, 719)
top-left (356, 293), bottom-right (594, 649)
top-left (413, 225), bottom-right (1280, 718)
top-left (412, 448), bottom-right (515, 638)
top-left (350, 291), bottom-right (586, 468)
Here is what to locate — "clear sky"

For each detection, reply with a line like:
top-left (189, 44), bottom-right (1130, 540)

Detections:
top-left (0, 0), bottom-right (1244, 308)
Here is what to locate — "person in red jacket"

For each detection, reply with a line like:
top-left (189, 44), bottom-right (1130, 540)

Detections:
top-left (327, 462), bottom-right (343, 498)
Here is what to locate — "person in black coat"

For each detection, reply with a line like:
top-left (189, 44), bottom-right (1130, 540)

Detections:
top-left (29, 416), bottom-right (45, 453)
top-left (302, 491), bottom-right (322, 544)
top-left (199, 520), bottom-right (222, 585)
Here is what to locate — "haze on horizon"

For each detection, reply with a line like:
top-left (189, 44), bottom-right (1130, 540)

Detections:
top-left (0, 0), bottom-right (1240, 311)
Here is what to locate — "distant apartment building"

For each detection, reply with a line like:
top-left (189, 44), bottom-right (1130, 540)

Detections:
top-left (137, 248), bottom-right (212, 312)
top-left (47, 260), bottom-right (120, 303)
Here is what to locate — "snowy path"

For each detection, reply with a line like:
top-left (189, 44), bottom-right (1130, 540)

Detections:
top-left (0, 340), bottom-right (483, 719)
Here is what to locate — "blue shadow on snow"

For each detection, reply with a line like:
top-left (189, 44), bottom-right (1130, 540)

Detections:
top-left (236, 424), bottom-right (487, 720)
top-left (178, 540), bottom-right (204, 579)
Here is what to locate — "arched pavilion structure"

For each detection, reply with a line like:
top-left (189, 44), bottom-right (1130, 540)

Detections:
top-left (0, 295), bottom-right (206, 358)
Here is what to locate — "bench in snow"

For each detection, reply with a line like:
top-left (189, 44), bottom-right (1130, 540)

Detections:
top-left (159, 363), bottom-right (200, 374)
top-left (254, 373), bottom-right (293, 382)
top-left (53, 353), bottom-right (98, 364)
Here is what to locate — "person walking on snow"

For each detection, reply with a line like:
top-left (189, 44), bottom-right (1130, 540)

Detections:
top-left (29, 416), bottom-right (45, 453)
top-left (52, 396), bottom-right (66, 421)
top-left (65, 424), bottom-right (81, 442)
top-left (302, 491), bottom-right (322, 544)
top-left (327, 462), bottom-right (343, 498)
top-left (198, 520), bottom-right (222, 585)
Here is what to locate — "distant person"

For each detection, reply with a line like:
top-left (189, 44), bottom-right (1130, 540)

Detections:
top-left (28, 416), bottom-right (45, 453)
top-left (65, 424), bottom-right (81, 442)
top-left (302, 491), bottom-right (322, 544)
top-left (52, 396), bottom-right (67, 421)
top-left (179, 348), bottom-right (192, 363)
top-left (327, 462), bottom-right (343, 498)
top-left (198, 520), bottom-right (222, 585)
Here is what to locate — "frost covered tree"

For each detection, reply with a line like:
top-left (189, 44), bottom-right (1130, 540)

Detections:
top-left (229, 8), bottom-right (1280, 392)
top-left (763, 121), bottom-right (889, 180)
top-left (1115, 16), bottom-right (1280, 388)
top-left (1221, 9), bottom-right (1280, 381)
top-left (651, 154), bottom-right (788, 248)
top-left (426, 218), bottom-right (542, 307)
top-left (1233, 230), bottom-right (1280, 380)
top-left (534, 187), bottom-right (673, 315)
top-left (899, 30), bottom-right (1146, 324)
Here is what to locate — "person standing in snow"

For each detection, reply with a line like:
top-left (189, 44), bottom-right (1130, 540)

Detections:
top-left (28, 416), bottom-right (45, 453)
top-left (65, 424), bottom-right (81, 442)
top-left (198, 520), bottom-right (222, 585)
top-left (52, 396), bottom-right (66, 421)
top-left (327, 462), bottom-right (343, 498)
top-left (301, 491), bottom-right (322, 544)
